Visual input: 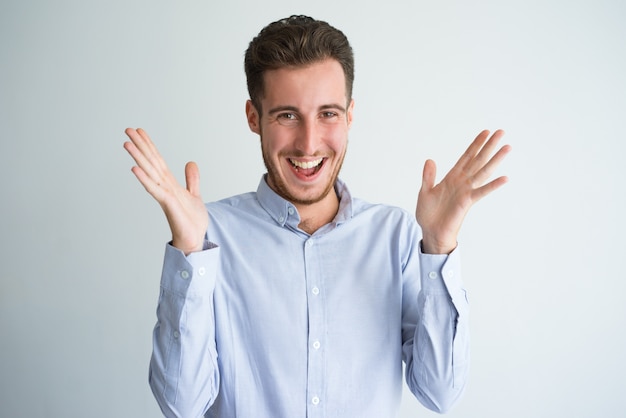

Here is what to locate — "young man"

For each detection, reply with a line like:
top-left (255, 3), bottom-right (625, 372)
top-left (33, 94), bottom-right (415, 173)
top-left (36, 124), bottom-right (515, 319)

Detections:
top-left (124, 15), bottom-right (510, 418)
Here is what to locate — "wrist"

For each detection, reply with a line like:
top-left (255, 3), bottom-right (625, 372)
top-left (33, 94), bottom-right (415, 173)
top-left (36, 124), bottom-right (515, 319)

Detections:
top-left (171, 238), bottom-right (204, 256)
top-left (421, 234), bottom-right (457, 255)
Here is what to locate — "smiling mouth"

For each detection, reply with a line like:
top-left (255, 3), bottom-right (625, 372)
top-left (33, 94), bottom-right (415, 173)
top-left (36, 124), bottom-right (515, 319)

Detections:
top-left (289, 157), bottom-right (324, 176)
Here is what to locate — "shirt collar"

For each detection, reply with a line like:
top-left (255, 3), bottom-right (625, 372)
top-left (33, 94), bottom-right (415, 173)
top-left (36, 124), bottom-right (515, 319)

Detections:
top-left (256, 175), bottom-right (354, 231)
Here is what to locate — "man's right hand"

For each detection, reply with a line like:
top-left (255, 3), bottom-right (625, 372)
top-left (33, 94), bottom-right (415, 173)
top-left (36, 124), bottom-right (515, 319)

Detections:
top-left (123, 128), bottom-right (209, 255)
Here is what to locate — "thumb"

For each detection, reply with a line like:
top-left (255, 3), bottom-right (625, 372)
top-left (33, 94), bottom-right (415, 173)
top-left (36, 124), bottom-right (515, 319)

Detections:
top-left (421, 159), bottom-right (437, 191)
top-left (185, 161), bottom-right (201, 197)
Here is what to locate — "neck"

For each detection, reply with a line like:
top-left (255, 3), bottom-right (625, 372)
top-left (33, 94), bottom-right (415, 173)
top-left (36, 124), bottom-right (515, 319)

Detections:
top-left (295, 189), bottom-right (340, 235)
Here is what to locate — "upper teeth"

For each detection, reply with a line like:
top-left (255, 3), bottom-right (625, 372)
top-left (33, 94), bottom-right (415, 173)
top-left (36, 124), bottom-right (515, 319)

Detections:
top-left (290, 158), bottom-right (323, 169)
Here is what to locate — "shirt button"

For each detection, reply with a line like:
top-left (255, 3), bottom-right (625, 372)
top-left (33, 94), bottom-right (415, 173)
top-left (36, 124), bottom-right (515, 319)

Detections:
top-left (173, 331), bottom-right (180, 339)
top-left (278, 216), bottom-right (285, 223)
top-left (180, 270), bottom-right (190, 280)
top-left (198, 267), bottom-right (206, 276)
top-left (312, 287), bottom-right (320, 295)
top-left (428, 271), bottom-right (438, 280)
top-left (313, 341), bottom-right (321, 350)
top-left (312, 396), bottom-right (320, 405)
top-left (288, 207), bottom-right (295, 215)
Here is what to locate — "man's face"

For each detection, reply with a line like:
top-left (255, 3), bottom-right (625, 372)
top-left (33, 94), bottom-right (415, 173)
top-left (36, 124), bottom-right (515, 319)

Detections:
top-left (246, 59), bottom-right (354, 207)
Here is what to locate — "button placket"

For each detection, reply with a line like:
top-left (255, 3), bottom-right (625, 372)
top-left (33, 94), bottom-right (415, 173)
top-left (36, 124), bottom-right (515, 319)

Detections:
top-left (303, 238), bottom-right (325, 416)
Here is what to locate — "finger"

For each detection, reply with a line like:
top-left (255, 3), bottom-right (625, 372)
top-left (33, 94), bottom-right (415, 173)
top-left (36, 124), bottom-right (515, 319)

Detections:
top-left (125, 127), bottom-right (153, 154)
top-left (466, 129), bottom-right (506, 174)
top-left (125, 127), bottom-right (155, 152)
top-left (471, 175), bottom-right (509, 202)
top-left (421, 159), bottom-right (437, 191)
top-left (125, 128), bottom-right (168, 174)
top-left (472, 143), bottom-right (512, 186)
top-left (123, 139), bottom-right (165, 186)
top-left (454, 129), bottom-right (491, 170)
top-left (124, 128), bottom-right (176, 187)
top-left (124, 128), bottom-right (157, 167)
top-left (135, 128), bottom-right (161, 164)
top-left (130, 165), bottom-right (167, 202)
top-left (185, 161), bottom-right (201, 197)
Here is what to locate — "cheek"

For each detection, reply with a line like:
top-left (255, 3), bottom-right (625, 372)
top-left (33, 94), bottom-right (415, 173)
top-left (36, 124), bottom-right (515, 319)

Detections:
top-left (260, 130), bottom-right (287, 158)
top-left (324, 126), bottom-right (349, 152)
top-left (270, 124), bottom-right (299, 146)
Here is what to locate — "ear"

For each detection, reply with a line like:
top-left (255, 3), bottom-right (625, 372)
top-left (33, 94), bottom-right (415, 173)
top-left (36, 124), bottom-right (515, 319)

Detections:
top-left (346, 99), bottom-right (355, 129)
top-left (246, 100), bottom-right (261, 135)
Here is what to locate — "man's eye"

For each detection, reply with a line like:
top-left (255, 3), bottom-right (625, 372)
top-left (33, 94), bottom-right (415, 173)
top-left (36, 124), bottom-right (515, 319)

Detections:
top-left (320, 111), bottom-right (343, 124)
top-left (276, 113), bottom-right (300, 126)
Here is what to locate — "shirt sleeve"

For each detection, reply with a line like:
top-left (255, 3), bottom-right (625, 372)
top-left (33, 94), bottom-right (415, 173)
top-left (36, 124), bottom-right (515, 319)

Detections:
top-left (149, 241), bottom-right (221, 418)
top-left (402, 243), bottom-right (470, 414)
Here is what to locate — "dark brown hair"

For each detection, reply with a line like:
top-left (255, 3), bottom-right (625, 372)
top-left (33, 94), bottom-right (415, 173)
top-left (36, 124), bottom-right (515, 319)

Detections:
top-left (244, 15), bottom-right (354, 114)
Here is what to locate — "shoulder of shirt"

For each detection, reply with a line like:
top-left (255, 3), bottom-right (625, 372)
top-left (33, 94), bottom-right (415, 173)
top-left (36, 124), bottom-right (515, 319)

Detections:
top-left (208, 191), bottom-right (257, 206)
top-left (205, 192), bottom-right (260, 216)
top-left (351, 197), bottom-right (417, 226)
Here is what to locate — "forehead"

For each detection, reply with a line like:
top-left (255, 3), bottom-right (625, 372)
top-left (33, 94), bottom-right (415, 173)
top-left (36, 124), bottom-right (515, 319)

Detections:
top-left (261, 59), bottom-right (348, 107)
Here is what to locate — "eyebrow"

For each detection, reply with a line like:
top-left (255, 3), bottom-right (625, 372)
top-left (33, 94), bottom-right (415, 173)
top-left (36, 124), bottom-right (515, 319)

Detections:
top-left (268, 103), bottom-right (347, 115)
top-left (268, 105), bottom-right (299, 115)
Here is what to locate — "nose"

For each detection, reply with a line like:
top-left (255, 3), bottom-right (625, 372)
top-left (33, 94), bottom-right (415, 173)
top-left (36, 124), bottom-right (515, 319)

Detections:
top-left (294, 119), bottom-right (319, 156)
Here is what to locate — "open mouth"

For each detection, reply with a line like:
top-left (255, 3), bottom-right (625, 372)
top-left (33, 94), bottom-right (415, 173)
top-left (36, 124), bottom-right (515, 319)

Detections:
top-left (289, 157), bottom-right (324, 177)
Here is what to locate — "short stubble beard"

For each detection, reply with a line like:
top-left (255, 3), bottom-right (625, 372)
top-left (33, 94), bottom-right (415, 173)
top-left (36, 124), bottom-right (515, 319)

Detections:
top-left (260, 138), bottom-right (347, 206)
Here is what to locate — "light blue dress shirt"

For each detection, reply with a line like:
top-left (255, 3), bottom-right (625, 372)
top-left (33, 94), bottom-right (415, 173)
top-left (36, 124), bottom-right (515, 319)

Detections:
top-left (149, 177), bottom-right (469, 418)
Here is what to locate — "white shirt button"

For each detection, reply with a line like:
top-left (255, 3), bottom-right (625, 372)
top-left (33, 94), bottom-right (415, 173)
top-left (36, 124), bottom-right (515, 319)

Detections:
top-left (278, 216), bottom-right (285, 223)
top-left (173, 331), bottom-right (180, 339)
top-left (428, 271), bottom-right (438, 279)
top-left (313, 340), bottom-right (321, 350)
top-left (198, 267), bottom-right (206, 276)
top-left (288, 207), bottom-right (295, 215)
top-left (312, 396), bottom-right (320, 405)
top-left (180, 270), bottom-right (190, 280)
top-left (312, 287), bottom-right (320, 295)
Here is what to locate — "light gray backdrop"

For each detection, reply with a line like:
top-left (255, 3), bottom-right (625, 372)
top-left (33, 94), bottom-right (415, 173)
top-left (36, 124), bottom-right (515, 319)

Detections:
top-left (1, 0), bottom-right (624, 417)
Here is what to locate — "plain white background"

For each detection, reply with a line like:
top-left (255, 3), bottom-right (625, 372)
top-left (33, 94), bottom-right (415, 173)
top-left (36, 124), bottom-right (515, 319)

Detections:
top-left (1, 1), bottom-right (625, 417)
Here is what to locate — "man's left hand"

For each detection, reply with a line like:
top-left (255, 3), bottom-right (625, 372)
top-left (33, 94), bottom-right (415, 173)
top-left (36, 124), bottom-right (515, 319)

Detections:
top-left (416, 129), bottom-right (511, 254)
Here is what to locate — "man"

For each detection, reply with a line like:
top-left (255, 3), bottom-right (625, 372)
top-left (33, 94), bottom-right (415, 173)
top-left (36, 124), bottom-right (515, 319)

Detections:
top-left (124, 15), bottom-right (510, 418)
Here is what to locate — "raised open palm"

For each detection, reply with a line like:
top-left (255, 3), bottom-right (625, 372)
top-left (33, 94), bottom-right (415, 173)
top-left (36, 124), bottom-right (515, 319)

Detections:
top-left (123, 128), bottom-right (208, 254)
top-left (416, 130), bottom-right (511, 254)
